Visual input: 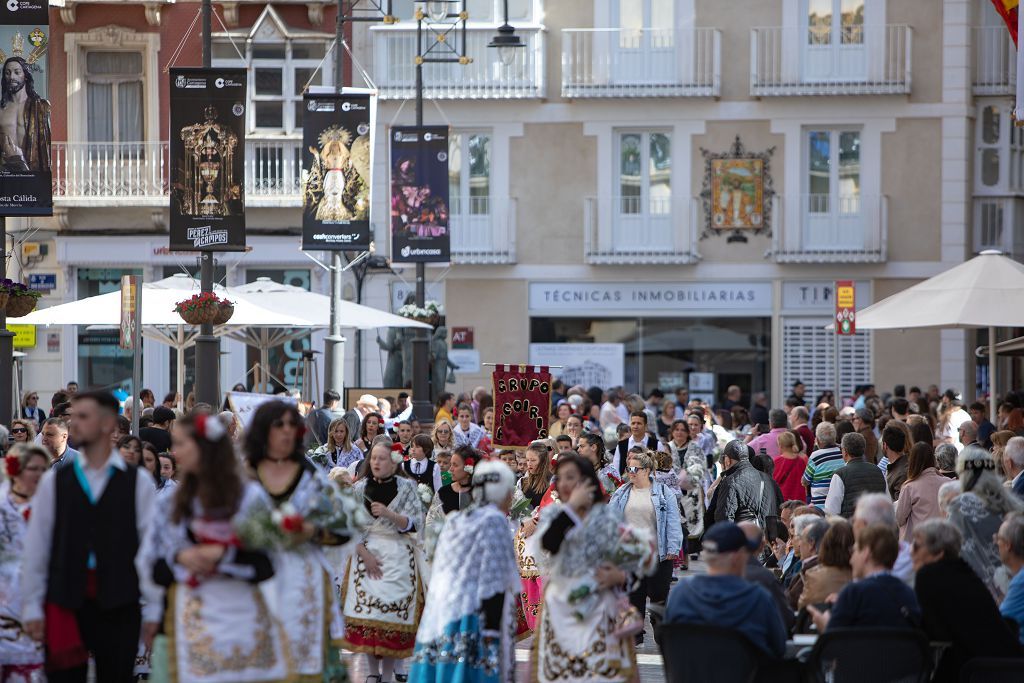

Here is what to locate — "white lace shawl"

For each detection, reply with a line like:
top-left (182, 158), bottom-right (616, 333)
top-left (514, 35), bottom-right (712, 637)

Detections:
top-left (416, 504), bottom-right (520, 679)
top-left (535, 502), bottom-right (623, 579)
top-left (352, 476), bottom-right (424, 537)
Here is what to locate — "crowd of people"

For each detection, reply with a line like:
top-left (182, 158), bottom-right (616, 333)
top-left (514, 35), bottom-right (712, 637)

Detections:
top-left (2, 378), bottom-right (1024, 682)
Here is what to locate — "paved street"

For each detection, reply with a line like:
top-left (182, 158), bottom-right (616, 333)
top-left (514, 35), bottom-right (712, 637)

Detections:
top-left (341, 557), bottom-right (708, 683)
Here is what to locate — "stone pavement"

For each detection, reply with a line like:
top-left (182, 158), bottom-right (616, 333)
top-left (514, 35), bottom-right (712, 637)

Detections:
top-left (341, 556), bottom-right (708, 683)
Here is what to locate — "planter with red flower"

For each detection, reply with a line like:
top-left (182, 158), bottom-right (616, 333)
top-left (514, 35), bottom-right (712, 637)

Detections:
top-left (174, 292), bottom-right (234, 326)
top-left (1, 280), bottom-right (42, 318)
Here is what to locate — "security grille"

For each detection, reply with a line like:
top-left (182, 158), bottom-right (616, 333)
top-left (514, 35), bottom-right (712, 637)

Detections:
top-left (782, 317), bottom-right (872, 401)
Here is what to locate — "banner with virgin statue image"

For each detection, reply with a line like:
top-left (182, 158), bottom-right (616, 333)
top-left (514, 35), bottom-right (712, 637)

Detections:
top-left (492, 364), bottom-right (553, 448)
top-left (301, 91), bottom-right (374, 251)
top-left (390, 126), bottom-right (450, 263)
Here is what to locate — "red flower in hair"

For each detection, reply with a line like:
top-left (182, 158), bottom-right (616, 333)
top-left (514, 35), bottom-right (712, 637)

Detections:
top-left (4, 454), bottom-right (20, 478)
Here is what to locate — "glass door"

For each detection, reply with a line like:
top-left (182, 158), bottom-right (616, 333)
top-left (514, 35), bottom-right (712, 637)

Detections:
top-left (612, 0), bottom-right (676, 85)
top-left (803, 0), bottom-right (865, 82)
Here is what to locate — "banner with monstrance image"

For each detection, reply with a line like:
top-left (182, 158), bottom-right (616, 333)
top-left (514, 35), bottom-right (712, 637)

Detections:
top-left (301, 92), bottom-right (374, 251)
top-left (0, 0), bottom-right (51, 217)
top-left (169, 67), bottom-right (247, 251)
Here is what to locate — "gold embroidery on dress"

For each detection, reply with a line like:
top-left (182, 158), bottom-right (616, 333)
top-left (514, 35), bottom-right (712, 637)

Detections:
top-left (182, 589), bottom-right (279, 676)
top-left (290, 559), bottom-right (323, 672)
top-left (535, 605), bottom-right (634, 681)
top-left (515, 528), bottom-right (540, 577)
top-left (351, 544), bottom-right (416, 619)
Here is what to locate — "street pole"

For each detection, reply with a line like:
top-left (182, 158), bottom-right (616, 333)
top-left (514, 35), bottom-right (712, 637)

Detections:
top-left (323, 0), bottom-right (347, 400)
top-left (411, 30), bottom-right (432, 423)
top-left (193, 0), bottom-right (221, 407)
top-left (0, 218), bottom-right (13, 423)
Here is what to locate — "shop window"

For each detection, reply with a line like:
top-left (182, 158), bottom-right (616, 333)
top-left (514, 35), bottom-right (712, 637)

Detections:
top-left (76, 268), bottom-right (143, 392)
top-left (781, 318), bottom-right (871, 401)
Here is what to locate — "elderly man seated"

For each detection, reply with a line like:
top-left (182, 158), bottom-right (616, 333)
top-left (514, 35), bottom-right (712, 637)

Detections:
top-left (665, 521), bottom-right (787, 658)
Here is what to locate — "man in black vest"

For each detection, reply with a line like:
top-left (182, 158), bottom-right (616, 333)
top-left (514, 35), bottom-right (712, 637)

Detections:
top-left (615, 410), bottom-right (664, 475)
top-left (21, 390), bottom-right (156, 683)
top-left (823, 432), bottom-right (888, 519)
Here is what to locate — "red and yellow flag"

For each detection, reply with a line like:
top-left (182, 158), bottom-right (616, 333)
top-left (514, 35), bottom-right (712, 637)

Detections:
top-left (993, 0), bottom-right (1020, 46)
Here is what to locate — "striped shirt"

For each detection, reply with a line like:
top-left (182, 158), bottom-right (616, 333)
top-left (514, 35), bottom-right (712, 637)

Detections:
top-left (802, 446), bottom-right (844, 509)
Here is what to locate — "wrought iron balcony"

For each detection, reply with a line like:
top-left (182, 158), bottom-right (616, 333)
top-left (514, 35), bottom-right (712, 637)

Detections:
top-left (583, 196), bottom-right (700, 265)
top-left (770, 194), bottom-right (888, 263)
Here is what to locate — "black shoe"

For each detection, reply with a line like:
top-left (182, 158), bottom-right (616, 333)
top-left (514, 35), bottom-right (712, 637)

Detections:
top-left (634, 634), bottom-right (644, 646)
top-left (395, 675), bottom-right (408, 683)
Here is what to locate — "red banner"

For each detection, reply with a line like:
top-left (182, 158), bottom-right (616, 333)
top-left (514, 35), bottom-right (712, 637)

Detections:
top-left (992, 0), bottom-right (1019, 47)
top-left (492, 365), bottom-right (552, 448)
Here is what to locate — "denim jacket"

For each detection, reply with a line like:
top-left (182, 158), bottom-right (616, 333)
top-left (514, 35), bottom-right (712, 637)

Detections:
top-left (608, 481), bottom-right (683, 560)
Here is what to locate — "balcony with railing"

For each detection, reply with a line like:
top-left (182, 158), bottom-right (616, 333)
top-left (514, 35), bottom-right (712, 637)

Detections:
top-left (750, 25), bottom-right (911, 96)
top-left (974, 197), bottom-right (1024, 257)
top-left (371, 25), bottom-right (545, 99)
top-left (770, 194), bottom-right (887, 262)
top-left (974, 26), bottom-right (1016, 95)
top-left (561, 28), bottom-right (720, 98)
top-left (583, 196), bottom-right (700, 265)
top-left (450, 195), bottom-right (517, 264)
top-left (51, 139), bottom-right (304, 207)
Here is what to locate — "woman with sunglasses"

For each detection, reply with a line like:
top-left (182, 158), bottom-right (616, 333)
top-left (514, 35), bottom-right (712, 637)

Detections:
top-left (8, 419), bottom-right (34, 445)
top-left (534, 454), bottom-right (653, 683)
top-left (0, 445), bottom-right (48, 680)
top-left (431, 418), bottom-right (455, 457)
top-left (247, 401), bottom-right (362, 682)
top-left (339, 439), bottom-right (423, 683)
top-left (608, 450), bottom-right (681, 647)
top-left (19, 392), bottom-right (45, 430)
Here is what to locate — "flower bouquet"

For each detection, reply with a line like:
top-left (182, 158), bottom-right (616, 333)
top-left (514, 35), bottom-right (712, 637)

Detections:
top-left (508, 488), bottom-right (533, 523)
top-left (416, 483), bottom-right (434, 512)
top-left (0, 280), bottom-right (41, 318)
top-left (173, 292), bottom-right (233, 326)
top-left (564, 523), bottom-right (659, 623)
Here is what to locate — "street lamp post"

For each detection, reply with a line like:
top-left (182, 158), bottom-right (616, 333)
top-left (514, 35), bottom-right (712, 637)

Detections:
top-left (408, 1), bottom-right (522, 423)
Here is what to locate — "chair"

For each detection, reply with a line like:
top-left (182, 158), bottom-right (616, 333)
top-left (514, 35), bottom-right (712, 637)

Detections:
top-left (805, 628), bottom-right (931, 683)
top-left (657, 623), bottom-right (761, 683)
top-left (959, 657), bottom-right (1024, 683)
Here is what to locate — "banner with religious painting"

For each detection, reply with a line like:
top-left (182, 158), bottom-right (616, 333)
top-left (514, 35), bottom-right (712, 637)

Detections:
top-left (301, 92), bottom-right (373, 251)
top-left (390, 126), bottom-right (450, 263)
top-left (169, 68), bottom-right (247, 251)
top-left (492, 364), bottom-right (553, 448)
top-left (0, 0), bottom-right (51, 216)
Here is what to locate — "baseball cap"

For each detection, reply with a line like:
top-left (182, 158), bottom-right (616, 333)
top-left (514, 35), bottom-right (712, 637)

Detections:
top-left (703, 521), bottom-right (760, 554)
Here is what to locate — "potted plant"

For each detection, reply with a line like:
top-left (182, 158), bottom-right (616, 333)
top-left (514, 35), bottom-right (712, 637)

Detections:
top-left (2, 280), bottom-right (41, 318)
top-left (397, 300), bottom-right (443, 326)
top-left (174, 292), bottom-right (232, 326)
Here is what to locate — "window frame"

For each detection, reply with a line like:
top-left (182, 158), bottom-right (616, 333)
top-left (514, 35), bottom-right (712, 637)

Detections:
top-left (614, 128), bottom-right (672, 216)
top-left (449, 130), bottom-right (493, 217)
top-left (84, 50), bottom-right (145, 143)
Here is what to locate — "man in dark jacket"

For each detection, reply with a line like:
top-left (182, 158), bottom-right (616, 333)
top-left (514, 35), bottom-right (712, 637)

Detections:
top-left (715, 440), bottom-right (767, 525)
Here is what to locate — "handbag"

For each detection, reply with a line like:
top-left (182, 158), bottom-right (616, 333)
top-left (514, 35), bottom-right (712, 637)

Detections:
top-left (610, 594), bottom-right (645, 639)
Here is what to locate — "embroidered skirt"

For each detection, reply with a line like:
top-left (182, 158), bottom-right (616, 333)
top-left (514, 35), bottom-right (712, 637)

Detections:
top-left (161, 579), bottom-right (290, 683)
top-left (532, 575), bottom-right (636, 683)
top-left (339, 530), bottom-right (424, 658)
top-left (408, 613), bottom-right (503, 683)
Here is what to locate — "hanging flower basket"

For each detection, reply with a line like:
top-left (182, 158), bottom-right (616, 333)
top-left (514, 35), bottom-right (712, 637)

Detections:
top-left (174, 292), bottom-right (231, 326)
top-left (397, 301), bottom-right (444, 326)
top-left (0, 280), bottom-right (41, 318)
top-left (212, 301), bottom-right (235, 325)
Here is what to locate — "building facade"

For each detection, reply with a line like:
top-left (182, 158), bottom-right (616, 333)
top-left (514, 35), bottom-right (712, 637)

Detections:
top-left (10, 0), bottom-right (1021, 407)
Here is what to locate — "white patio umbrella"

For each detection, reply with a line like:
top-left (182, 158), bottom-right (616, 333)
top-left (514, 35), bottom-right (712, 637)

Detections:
top-left (223, 277), bottom-right (431, 392)
top-left (19, 274), bottom-right (314, 398)
top-left (835, 250), bottom-right (1024, 422)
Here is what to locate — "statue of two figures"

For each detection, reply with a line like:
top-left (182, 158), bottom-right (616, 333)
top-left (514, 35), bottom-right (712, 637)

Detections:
top-left (377, 319), bottom-right (455, 403)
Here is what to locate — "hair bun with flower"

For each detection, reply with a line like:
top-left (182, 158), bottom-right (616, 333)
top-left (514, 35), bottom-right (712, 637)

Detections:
top-left (196, 414), bottom-right (227, 442)
top-left (4, 454), bottom-right (20, 478)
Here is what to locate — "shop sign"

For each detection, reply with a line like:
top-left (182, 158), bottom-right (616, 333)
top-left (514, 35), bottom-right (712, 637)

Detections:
top-left (451, 327), bottom-right (473, 349)
top-left (835, 280), bottom-right (856, 336)
top-left (782, 281), bottom-right (869, 313)
top-left (7, 324), bottom-right (34, 348)
top-left (28, 273), bottom-right (55, 291)
top-left (528, 282), bottom-right (771, 314)
top-left (449, 349), bottom-right (480, 374)
top-left (529, 343), bottom-right (625, 388)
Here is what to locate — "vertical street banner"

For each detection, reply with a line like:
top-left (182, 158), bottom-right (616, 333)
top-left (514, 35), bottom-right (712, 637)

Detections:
top-left (835, 279), bottom-right (856, 335)
top-left (301, 92), bottom-right (373, 250)
top-left (169, 67), bottom-right (247, 251)
top-left (119, 275), bottom-right (138, 350)
top-left (492, 364), bottom-right (553, 448)
top-left (0, 1), bottom-right (51, 216)
top-left (390, 126), bottom-right (450, 263)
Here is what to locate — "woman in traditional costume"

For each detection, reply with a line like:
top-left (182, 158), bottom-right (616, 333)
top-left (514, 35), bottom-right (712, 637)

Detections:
top-left (514, 443), bottom-right (551, 632)
top-left (0, 445), bottom-right (48, 683)
top-left (533, 455), bottom-right (657, 683)
top-left (340, 440), bottom-right (425, 683)
top-left (246, 401), bottom-right (360, 683)
top-left (138, 414), bottom-right (289, 683)
top-left (409, 460), bottom-right (521, 683)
